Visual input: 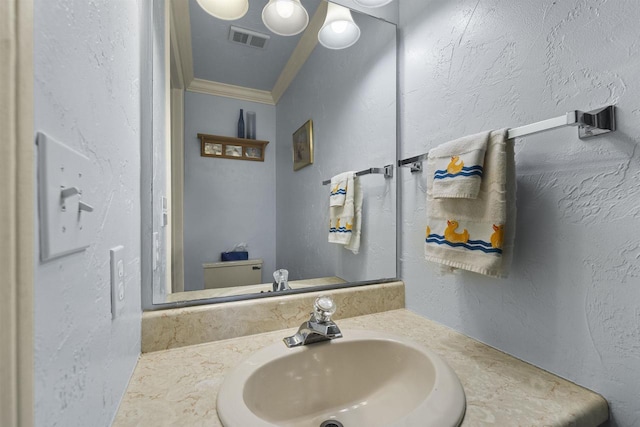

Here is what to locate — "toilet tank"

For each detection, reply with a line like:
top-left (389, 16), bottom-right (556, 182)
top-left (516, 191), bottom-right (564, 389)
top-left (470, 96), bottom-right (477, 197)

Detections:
top-left (203, 259), bottom-right (263, 289)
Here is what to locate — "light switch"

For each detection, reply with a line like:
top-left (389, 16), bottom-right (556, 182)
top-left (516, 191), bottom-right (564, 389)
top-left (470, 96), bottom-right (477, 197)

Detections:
top-left (37, 132), bottom-right (95, 262)
top-left (161, 196), bottom-right (168, 227)
top-left (110, 245), bottom-right (125, 319)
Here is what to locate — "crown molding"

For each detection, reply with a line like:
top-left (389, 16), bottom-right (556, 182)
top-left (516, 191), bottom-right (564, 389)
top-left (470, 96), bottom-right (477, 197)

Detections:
top-left (187, 78), bottom-right (276, 105)
top-left (175, 1), bottom-right (329, 105)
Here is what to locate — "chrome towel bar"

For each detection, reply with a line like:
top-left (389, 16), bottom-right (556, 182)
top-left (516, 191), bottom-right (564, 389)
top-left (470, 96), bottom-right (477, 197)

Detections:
top-left (322, 165), bottom-right (394, 185)
top-left (398, 105), bottom-right (616, 172)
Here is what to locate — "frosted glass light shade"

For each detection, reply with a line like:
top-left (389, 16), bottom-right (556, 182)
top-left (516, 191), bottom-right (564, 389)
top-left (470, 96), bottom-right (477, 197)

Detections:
top-left (353, 0), bottom-right (394, 7)
top-left (262, 0), bottom-right (309, 36)
top-left (318, 3), bottom-right (360, 50)
top-left (196, 0), bottom-right (249, 20)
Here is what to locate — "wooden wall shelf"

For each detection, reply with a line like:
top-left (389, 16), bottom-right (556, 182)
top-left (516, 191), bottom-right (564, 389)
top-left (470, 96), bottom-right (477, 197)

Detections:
top-left (198, 133), bottom-right (269, 162)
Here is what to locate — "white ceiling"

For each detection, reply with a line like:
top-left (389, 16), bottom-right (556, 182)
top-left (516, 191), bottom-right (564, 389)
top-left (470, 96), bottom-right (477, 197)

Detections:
top-left (189, 0), bottom-right (322, 91)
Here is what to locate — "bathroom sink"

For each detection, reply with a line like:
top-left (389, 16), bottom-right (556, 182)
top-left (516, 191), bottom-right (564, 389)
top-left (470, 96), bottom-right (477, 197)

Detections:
top-left (217, 330), bottom-right (466, 427)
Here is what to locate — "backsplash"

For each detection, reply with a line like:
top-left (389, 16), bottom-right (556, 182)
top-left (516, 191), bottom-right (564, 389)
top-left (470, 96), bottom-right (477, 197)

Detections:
top-left (142, 281), bottom-right (405, 352)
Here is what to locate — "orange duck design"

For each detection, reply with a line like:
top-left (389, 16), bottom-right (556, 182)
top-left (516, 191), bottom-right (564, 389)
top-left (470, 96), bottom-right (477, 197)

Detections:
top-left (444, 220), bottom-right (469, 244)
top-left (490, 224), bottom-right (504, 249)
top-left (446, 156), bottom-right (464, 174)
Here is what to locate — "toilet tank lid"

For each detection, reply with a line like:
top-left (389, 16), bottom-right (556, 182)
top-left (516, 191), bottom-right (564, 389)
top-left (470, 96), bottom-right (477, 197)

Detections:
top-left (203, 259), bottom-right (263, 269)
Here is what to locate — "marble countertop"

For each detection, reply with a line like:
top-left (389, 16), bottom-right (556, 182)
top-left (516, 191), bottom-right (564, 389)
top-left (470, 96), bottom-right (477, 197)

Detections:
top-left (166, 276), bottom-right (347, 302)
top-left (114, 309), bottom-right (608, 426)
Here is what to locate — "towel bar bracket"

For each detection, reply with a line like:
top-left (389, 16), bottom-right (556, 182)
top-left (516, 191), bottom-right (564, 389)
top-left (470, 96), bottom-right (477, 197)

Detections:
top-left (397, 153), bottom-right (428, 169)
top-left (410, 162), bottom-right (422, 173)
top-left (576, 105), bottom-right (616, 139)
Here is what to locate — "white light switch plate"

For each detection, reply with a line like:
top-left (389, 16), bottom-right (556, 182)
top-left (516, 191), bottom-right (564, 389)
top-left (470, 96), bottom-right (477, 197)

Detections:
top-left (37, 132), bottom-right (94, 261)
top-left (161, 196), bottom-right (168, 227)
top-left (110, 245), bottom-right (125, 319)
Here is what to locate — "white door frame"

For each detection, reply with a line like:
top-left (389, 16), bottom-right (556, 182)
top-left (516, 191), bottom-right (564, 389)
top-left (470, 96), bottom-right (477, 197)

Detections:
top-left (0, 0), bottom-right (34, 426)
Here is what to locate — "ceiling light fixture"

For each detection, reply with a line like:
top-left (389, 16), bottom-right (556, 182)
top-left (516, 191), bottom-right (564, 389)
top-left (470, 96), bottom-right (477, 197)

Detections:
top-left (195, 0), bottom-right (249, 21)
top-left (318, 3), bottom-right (361, 50)
top-left (353, 0), bottom-right (394, 7)
top-left (262, 0), bottom-right (309, 36)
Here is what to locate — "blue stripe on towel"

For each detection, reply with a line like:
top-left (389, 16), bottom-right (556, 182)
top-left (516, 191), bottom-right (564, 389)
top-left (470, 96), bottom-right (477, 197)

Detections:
top-left (330, 227), bottom-right (352, 234)
top-left (426, 234), bottom-right (502, 254)
top-left (330, 189), bottom-right (347, 196)
top-left (435, 165), bottom-right (484, 174)
top-left (434, 165), bottom-right (484, 180)
top-left (433, 171), bottom-right (483, 180)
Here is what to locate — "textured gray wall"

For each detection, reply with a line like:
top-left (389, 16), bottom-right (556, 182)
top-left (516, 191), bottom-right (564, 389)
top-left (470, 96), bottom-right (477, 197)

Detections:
top-left (183, 92), bottom-right (277, 290)
top-left (275, 14), bottom-right (397, 282)
top-left (34, 1), bottom-right (143, 426)
top-left (399, 1), bottom-right (640, 425)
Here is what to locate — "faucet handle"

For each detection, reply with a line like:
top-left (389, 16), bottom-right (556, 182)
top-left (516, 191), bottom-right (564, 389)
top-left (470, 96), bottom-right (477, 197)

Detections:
top-left (313, 295), bottom-right (337, 323)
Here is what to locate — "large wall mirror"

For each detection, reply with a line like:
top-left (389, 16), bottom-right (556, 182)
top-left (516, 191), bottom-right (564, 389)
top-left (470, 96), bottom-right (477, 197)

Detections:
top-left (145, 0), bottom-right (398, 308)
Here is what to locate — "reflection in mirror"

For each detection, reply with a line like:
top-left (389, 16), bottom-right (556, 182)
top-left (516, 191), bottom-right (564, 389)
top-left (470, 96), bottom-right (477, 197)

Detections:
top-left (149, 0), bottom-right (398, 306)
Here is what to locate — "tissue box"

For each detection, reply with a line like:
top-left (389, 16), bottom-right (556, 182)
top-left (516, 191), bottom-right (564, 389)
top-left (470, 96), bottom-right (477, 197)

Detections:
top-left (221, 251), bottom-right (248, 261)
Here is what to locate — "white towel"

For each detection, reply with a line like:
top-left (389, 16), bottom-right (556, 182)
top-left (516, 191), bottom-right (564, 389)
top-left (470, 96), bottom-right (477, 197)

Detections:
top-left (345, 177), bottom-right (363, 254)
top-left (429, 131), bottom-right (489, 199)
top-left (424, 129), bottom-right (516, 278)
top-left (329, 172), bottom-right (350, 206)
top-left (328, 172), bottom-right (363, 254)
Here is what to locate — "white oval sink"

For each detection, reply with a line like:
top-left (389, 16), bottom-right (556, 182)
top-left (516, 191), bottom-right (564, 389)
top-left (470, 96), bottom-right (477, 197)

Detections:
top-left (217, 330), bottom-right (466, 427)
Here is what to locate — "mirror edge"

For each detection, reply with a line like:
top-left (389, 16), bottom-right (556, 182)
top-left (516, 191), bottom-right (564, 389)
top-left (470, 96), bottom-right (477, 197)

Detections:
top-left (142, 0), bottom-right (155, 311)
top-left (144, 277), bottom-right (401, 311)
top-left (142, 1), bottom-right (401, 311)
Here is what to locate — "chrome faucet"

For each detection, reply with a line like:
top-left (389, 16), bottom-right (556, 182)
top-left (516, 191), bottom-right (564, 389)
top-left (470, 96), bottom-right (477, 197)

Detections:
top-left (272, 269), bottom-right (291, 292)
top-left (283, 295), bottom-right (343, 347)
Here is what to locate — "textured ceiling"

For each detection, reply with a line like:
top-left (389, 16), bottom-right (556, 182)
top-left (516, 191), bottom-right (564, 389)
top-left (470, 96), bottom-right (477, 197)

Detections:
top-left (189, 0), bottom-right (322, 91)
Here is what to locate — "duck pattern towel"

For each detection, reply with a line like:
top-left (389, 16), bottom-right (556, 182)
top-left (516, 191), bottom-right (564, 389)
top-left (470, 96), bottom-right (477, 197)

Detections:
top-left (329, 172), bottom-right (350, 207)
top-left (429, 131), bottom-right (489, 199)
top-left (329, 172), bottom-right (363, 254)
top-left (424, 129), bottom-right (516, 278)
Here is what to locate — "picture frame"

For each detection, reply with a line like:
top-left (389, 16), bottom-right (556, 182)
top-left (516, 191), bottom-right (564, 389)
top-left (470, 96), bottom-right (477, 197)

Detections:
top-left (198, 133), bottom-right (269, 162)
top-left (203, 142), bottom-right (222, 156)
top-left (292, 119), bottom-right (313, 171)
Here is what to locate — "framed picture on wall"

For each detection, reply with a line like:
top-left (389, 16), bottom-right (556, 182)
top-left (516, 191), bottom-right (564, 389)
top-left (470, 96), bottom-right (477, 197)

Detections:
top-left (292, 119), bottom-right (314, 171)
top-left (203, 142), bottom-right (222, 156)
top-left (245, 146), bottom-right (262, 159)
top-left (225, 145), bottom-right (242, 157)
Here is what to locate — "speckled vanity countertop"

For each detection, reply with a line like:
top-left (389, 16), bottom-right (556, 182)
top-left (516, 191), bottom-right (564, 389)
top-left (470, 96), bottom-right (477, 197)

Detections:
top-left (114, 309), bottom-right (608, 427)
top-left (166, 276), bottom-right (347, 302)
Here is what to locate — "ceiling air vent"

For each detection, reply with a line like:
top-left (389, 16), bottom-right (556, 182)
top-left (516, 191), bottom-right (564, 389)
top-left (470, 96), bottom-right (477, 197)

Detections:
top-left (229, 26), bottom-right (270, 50)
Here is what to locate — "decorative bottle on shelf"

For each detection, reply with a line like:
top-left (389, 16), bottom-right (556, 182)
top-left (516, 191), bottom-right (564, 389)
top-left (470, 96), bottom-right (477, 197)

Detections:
top-left (237, 109), bottom-right (245, 138)
top-left (246, 111), bottom-right (256, 139)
